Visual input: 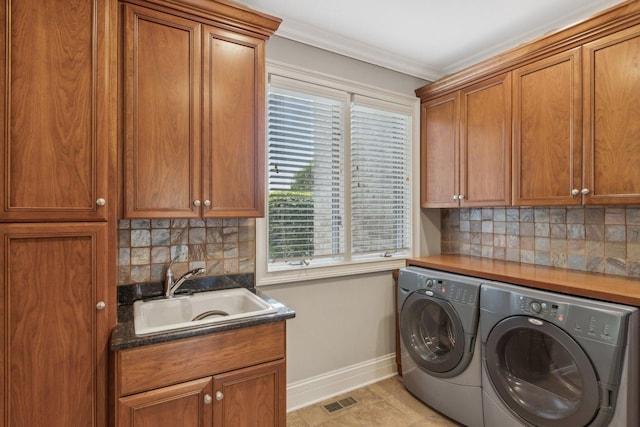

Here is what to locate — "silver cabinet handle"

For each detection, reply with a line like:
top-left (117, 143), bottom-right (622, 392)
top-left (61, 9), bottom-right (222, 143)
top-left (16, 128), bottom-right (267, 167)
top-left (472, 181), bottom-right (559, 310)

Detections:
top-left (571, 189), bottom-right (580, 196)
top-left (458, 195), bottom-right (465, 200)
top-left (96, 198), bottom-right (106, 206)
top-left (204, 200), bottom-right (211, 207)
top-left (96, 301), bottom-right (106, 310)
top-left (453, 195), bottom-right (459, 200)
top-left (581, 188), bottom-right (590, 195)
top-left (193, 200), bottom-right (201, 207)
top-left (204, 394), bottom-right (212, 404)
top-left (215, 391), bottom-right (223, 401)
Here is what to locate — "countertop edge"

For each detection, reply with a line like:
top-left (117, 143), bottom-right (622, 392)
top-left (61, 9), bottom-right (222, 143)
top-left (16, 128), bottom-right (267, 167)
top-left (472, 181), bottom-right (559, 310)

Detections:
top-left (406, 255), bottom-right (640, 306)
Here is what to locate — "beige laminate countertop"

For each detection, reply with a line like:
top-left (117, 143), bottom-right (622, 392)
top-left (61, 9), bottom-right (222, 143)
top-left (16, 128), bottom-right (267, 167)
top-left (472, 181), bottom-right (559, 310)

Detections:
top-left (406, 255), bottom-right (640, 307)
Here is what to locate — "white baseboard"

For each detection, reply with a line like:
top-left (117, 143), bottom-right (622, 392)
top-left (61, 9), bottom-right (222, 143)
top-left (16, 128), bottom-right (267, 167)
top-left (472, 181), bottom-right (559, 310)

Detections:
top-left (286, 353), bottom-right (398, 412)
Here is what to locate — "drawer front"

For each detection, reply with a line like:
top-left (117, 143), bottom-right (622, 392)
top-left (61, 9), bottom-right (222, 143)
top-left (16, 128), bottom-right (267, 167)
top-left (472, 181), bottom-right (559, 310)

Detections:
top-left (116, 322), bottom-right (285, 396)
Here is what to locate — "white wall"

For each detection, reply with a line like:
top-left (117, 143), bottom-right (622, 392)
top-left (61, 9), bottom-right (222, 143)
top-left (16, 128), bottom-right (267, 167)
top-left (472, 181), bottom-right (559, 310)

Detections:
top-left (266, 273), bottom-right (395, 382)
top-left (262, 36), bottom-right (441, 410)
top-left (265, 272), bottom-right (396, 409)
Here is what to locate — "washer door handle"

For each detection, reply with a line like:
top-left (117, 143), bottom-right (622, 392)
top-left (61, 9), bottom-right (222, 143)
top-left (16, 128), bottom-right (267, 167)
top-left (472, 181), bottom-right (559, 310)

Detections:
top-left (528, 318), bottom-right (544, 326)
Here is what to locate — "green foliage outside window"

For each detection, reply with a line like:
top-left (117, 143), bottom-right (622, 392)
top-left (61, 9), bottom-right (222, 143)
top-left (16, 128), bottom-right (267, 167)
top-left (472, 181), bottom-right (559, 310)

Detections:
top-left (268, 190), bottom-right (314, 260)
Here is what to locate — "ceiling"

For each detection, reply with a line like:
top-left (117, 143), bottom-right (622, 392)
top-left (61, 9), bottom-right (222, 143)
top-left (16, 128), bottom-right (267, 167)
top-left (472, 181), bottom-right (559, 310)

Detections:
top-left (237, 0), bottom-right (626, 81)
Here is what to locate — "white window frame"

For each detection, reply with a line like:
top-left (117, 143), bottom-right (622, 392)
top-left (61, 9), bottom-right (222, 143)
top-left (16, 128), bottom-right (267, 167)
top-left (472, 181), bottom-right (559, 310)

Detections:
top-left (256, 61), bottom-right (421, 286)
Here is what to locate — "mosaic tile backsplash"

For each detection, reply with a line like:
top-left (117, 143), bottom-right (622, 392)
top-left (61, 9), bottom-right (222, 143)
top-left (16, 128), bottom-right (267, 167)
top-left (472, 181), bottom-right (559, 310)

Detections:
top-left (441, 206), bottom-right (640, 278)
top-left (118, 218), bottom-right (256, 285)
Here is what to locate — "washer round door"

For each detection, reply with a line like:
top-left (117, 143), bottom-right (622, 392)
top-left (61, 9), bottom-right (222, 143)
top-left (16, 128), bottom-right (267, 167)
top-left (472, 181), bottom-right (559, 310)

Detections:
top-left (400, 291), bottom-right (466, 375)
top-left (485, 316), bottom-right (600, 427)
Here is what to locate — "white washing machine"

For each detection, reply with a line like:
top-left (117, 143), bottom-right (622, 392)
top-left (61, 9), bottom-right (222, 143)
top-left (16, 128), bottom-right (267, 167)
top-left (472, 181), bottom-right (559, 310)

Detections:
top-left (398, 266), bottom-right (484, 427)
top-left (480, 281), bottom-right (639, 427)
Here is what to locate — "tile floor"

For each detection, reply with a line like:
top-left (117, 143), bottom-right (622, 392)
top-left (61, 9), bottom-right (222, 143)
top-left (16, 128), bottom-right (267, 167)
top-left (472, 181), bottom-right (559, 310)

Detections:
top-left (286, 375), bottom-right (463, 426)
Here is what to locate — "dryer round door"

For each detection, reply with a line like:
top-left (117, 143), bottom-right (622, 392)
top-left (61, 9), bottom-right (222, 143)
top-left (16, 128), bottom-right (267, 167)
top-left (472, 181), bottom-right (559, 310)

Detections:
top-left (400, 291), bottom-right (465, 375)
top-left (485, 316), bottom-right (600, 427)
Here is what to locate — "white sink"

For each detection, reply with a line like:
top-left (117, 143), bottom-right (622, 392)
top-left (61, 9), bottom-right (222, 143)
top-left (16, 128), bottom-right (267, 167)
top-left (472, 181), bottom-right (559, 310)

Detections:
top-left (133, 288), bottom-right (277, 336)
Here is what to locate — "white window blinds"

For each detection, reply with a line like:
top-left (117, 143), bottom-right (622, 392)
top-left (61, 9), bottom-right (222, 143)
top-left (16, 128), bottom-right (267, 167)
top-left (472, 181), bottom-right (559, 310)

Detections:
top-left (267, 84), bottom-right (345, 263)
top-left (351, 97), bottom-right (411, 256)
top-left (266, 75), bottom-right (412, 271)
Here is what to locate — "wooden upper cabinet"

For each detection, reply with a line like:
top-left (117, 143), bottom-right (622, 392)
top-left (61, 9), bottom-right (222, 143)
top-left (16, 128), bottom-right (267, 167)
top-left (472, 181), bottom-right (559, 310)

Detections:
top-left (123, 5), bottom-right (202, 219)
top-left (459, 73), bottom-right (511, 207)
top-left (421, 93), bottom-right (459, 208)
top-left (583, 25), bottom-right (640, 205)
top-left (417, 1), bottom-right (640, 208)
top-left (421, 73), bottom-right (511, 208)
top-left (0, 0), bottom-right (114, 221)
top-left (123, 1), bottom-right (277, 219)
top-left (202, 27), bottom-right (265, 217)
top-left (0, 222), bottom-right (109, 426)
top-left (512, 48), bottom-right (582, 206)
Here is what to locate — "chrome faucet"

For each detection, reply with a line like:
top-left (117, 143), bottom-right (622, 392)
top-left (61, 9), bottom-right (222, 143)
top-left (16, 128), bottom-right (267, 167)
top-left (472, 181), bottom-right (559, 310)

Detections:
top-left (164, 263), bottom-right (205, 298)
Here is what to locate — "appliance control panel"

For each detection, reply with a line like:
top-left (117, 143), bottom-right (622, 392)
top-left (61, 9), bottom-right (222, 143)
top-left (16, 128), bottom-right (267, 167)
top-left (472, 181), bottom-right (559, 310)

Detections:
top-left (514, 295), bottom-right (624, 343)
top-left (422, 278), bottom-right (478, 304)
top-left (517, 296), bottom-right (568, 324)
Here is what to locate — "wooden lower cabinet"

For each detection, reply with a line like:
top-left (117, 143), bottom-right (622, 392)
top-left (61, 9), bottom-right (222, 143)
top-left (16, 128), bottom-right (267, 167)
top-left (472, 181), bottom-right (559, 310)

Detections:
top-left (213, 360), bottom-right (285, 427)
top-left (0, 223), bottom-right (110, 426)
top-left (392, 269), bottom-right (402, 376)
top-left (118, 377), bottom-right (214, 427)
top-left (113, 322), bottom-right (287, 427)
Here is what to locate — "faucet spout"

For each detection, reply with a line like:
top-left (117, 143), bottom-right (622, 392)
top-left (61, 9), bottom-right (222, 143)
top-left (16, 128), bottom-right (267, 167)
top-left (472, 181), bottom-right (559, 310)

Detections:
top-left (165, 267), bottom-right (205, 298)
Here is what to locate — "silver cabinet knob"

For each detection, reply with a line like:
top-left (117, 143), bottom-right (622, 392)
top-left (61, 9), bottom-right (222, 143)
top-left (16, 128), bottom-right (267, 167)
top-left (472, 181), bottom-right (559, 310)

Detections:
top-left (204, 394), bottom-right (212, 404)
top-left (581, 188), bottom-right (590, 195)
top-left (193, 200), bottom-right (201, 207)
top-left (204, 200), bottom-right (211, 207)
top-left (96, 301), bottom-right (106, 310)
top-left (453, 195), bottom-right (459, 200)
top-left (571, 189), bottom-right (580, 196)
top-left (215, 391), bottom-right (224, 401)
top-left (458, 195), bottom-right (465, 200)
top-left (96, 198), bottom-right (106, 206)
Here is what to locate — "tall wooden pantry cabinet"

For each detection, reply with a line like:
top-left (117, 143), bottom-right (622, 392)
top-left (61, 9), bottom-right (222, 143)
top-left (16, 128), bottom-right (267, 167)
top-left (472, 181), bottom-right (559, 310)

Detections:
top-left (0, 0), bottom-right (117, 426)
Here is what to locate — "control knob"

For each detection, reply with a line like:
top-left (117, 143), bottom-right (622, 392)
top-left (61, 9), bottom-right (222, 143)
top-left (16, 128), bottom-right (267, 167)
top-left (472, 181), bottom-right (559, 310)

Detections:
top-left (530, 301), bottom-right (542, 314)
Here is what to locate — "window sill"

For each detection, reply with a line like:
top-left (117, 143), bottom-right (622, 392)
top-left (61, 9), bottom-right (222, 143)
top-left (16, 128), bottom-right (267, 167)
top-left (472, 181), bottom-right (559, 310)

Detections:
top-left (256, 257), bottom-right (407, 287)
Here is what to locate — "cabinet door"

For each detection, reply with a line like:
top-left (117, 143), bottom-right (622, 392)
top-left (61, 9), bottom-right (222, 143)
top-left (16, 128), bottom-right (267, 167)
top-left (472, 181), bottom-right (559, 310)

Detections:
top-left (420, 93), bottom-right (459, 208)
top-left (202, 27), bottom-right (265, 217)
top-left (583, 25), bottom-right (640, 204)
top-left (213, 360), bottom-right (286, 427)
top-left (123, 5), bottom-right (202, 218)
top-left (0, 223), bottom-right (109, 426)
top-left (459, 73), bottom-right (511, 207)
top-left (512, 48), bottom-right (582, 206)
top-left (118, 377), bottom-right (213, 427)
top-left (0, 0), bottom-right (113, 221)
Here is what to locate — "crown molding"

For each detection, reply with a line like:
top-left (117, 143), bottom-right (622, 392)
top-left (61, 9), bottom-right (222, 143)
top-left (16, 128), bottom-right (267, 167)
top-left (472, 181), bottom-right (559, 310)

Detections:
top-left (275, 17), bottom-right (441, 81)
top-left (440, 0), bottom-right (625, 76)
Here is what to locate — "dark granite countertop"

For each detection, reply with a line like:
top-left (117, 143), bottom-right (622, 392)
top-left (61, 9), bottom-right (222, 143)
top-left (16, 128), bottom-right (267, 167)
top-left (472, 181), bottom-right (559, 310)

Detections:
top-left (111, 274), bottom-right (295, 350)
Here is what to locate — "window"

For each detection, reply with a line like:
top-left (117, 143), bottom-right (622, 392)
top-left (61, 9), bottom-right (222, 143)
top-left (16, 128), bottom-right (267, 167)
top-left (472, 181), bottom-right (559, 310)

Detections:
top-left (258, 65), bottom-right (416, 284)
top-left (267, 82), bottom-right (346, 264)
top-left (350, 97), bottom-right (411, 258)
